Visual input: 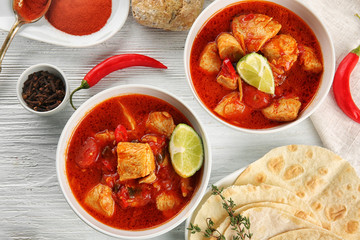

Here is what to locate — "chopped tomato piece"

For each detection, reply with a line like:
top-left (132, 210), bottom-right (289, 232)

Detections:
top-left (115, 185), bottom-right (152, 209)
top-left (116, 186), bottom-right (129, 208)
top-left (102, 173), bottom-right (119, 188)
top-left (127, 186), bottom-right (152, 208)
top-left (76, 137), bottom-right (99, 168)
top-left (243, 84), bottom-right (271, 109)
top-left (141, 134), bottom-right (166, 156)
top-left (102, 159), bottom-right (116, 172)
top-left (115, 124), bottom-right (128, 142)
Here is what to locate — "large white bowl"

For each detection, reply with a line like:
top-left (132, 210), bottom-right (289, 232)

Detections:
top-left (56, 84), bottom-right (211, 239)
top-left (184, 0), bottom-right (335, 134)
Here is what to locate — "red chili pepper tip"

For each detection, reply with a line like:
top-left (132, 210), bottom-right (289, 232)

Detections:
top-left (333, 44), bottom-right (360, 124)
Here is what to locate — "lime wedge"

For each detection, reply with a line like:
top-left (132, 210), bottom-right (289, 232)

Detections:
top-left (169, 124), bottom-right (204, 178)
top-left (236, 52), bottom-right (275, 94)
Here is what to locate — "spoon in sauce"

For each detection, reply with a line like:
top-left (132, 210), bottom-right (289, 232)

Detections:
top-left (0, 0), bottom-right (51, 73)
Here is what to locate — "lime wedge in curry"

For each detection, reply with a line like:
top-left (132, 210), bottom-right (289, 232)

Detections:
top-left (169, 124), bottom-right (204, 178)
top-left (236, 52), bottom-right (275, 94)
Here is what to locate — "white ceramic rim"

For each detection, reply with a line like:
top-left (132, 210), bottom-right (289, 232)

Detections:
top-left (16, 63), bottom-right (70, 116)
top-left (0, 0), bottom-right (130, 48)
top-left (184, 0), bottom-right (335, 134)
top-left (56, 84), bottom-right (212, 239)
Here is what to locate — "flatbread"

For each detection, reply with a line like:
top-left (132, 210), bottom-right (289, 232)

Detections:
top-left (212, 202), bottom-right (320, 240)
top-left (235, 145), bottom-right (346, 200)
top-left (269, 228), bottom-right (342, 240)
top-left (190, 184), bottom-right (316, 240)
top-left (222, 207), bottom-right (316, 240)
top-left (234, 145), bottom-right (360, 239)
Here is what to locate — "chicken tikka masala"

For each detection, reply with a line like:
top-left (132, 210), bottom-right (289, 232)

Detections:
top-left (190, 1), bottom-right (323, 129)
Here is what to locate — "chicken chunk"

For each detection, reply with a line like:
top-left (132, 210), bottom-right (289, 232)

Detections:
top-left (180, 177), bottom-right (193, 197)
top-left (298, 45), bottom-right (323, 73)
top-left (85, 184), bottom-right (115, 217)
top-left (231, 14), bottom-right (282, 53)
top-left (262, 97), bottom-right (301, 122)
top-left (199, 42), bottom-right (222, 74)
top-left (117, 142), bottom-right (155, 181)
top-left (261, 34), bottom-right (299, 75)
top-left (216, 73), bottom-right (238, 90)
top-left (139, 171), bottom-right (157, 184)
top-left (216, 32), bottom-right (245, 62)
top-left (156, 192), bottom-right (180, 212)
top-left (94, 130), bottom-right (115, 143)
top-left (214, 92), bottom-right (247, 119)
top-left (146, 111), bottom-right (175, 138)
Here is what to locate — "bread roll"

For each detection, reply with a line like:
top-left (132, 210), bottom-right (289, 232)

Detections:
top-left (131, 0), bottom-right (204, 31)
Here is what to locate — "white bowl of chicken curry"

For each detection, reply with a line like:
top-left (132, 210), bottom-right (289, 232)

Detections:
top-left (184, 0), bottom-right (335, 133)
top-left (56, 85), bottom-right (211, 238)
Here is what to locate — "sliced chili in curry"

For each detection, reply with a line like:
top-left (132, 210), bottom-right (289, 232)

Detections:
top-left (190, 1), bottom-right (323, 129)
top-left (66, 94), bottom-right (202, 230)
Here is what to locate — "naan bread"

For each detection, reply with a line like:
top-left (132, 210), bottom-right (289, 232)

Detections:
top-left (190, 184), bottom-right (316, 240)
top-left (234, 145), bottom-right (360, 239)
top-left (269, 228), bottom-right (342, 240)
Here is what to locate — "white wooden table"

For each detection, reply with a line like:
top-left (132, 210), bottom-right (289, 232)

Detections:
top-left (0, 0), bottom-right (338, 239)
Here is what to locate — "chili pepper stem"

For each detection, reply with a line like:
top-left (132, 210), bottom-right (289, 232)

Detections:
top-left (69, 86), bottom-right (83, 110)
top-left (70, 79), bottom-right (90, 110)
top-left (351, 45), bottom-right (360, 57)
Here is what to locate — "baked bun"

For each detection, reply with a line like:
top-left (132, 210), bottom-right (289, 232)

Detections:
top-left (131, 0), bottom-right (204, 31)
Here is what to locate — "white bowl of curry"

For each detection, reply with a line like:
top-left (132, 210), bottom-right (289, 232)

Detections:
top-left (56, 84), bottom-right (211, 238)
top-left (184, 0), bottom-right (335, 133)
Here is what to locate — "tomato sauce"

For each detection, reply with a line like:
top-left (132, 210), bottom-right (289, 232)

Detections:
top-left (190, 1), bottom-right (323, 129)
top-left (66, 94), bottom-right (201, 230)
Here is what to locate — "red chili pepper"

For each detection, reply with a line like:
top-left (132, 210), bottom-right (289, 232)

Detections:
top-left (222, 58), bottom-right (238, 80)
top-left (115, 124), bottom-right (128, 142)
top-left (69, 54), bottom-right (167, 110)
top-left (333, 45), bottom-right (360, 123)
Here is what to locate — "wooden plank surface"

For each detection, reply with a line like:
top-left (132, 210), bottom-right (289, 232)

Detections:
top-left (0, 0), bottom-right (325, 239)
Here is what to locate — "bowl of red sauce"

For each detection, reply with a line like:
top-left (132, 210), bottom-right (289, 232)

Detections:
top-left (184, 0), bottom-right (335, 133)
top-left (56, 84), bottom-right (211, 238)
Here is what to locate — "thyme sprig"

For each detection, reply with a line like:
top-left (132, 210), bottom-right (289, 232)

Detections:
top-left (188, 185), bottom-right (252, 240)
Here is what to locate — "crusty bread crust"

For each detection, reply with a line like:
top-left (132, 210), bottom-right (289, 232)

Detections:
top-left (131, 0), bottom-right (204, 31)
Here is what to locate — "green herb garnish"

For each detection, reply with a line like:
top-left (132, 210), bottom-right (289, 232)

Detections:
top-left (188, 185), bottom-right (252, 240)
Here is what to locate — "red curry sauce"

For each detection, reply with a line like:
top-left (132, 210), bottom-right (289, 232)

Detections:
top-left (190, 1), bottom-right (323, 129)
top-left (66, 94), bottom-right (201, 230)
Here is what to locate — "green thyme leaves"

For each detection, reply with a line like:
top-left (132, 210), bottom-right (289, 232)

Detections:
top-left (188, 185), bottom-right (252, 240)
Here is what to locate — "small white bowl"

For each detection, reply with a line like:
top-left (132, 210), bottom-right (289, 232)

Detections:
top-left (56, 84), bottom-right (211, 239)
top-left (184, 0), bottom-right (335, 134)
top-left (17, 63), bottom-right (70, 116)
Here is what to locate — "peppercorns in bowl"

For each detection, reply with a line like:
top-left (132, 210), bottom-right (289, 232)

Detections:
top-left (17, 63), bottom-right (70, 116)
